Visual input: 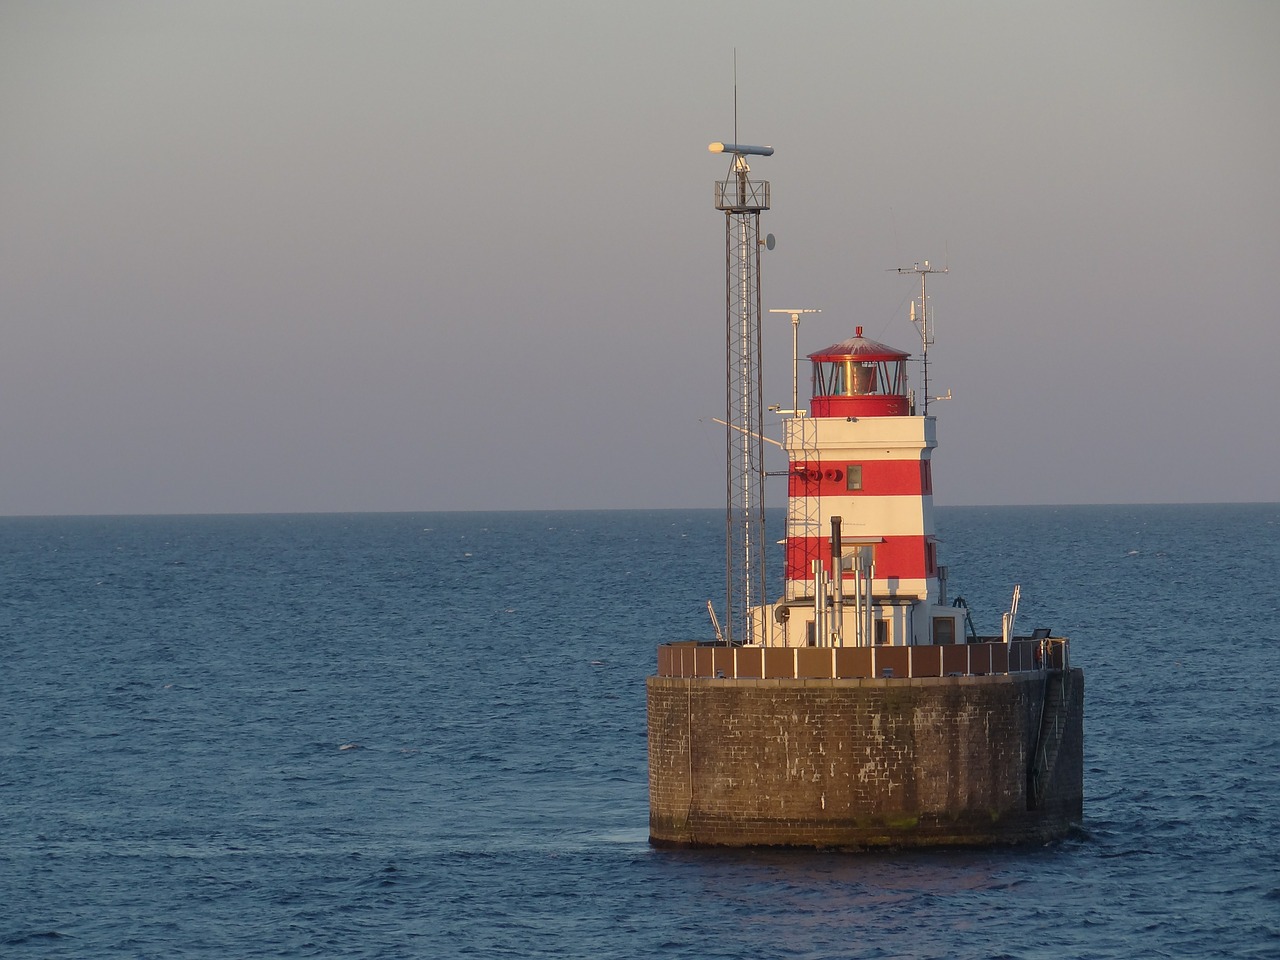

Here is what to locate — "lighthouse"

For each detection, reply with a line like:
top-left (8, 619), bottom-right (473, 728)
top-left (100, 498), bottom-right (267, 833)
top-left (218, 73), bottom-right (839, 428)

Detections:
top-left (645, 144), bottom-right (1084, 850)
top-left (766, 322), bottom-right (962, 651)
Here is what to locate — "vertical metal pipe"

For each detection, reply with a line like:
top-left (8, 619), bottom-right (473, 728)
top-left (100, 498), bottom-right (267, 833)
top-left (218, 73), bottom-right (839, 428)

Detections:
top-left (791, 311), bottom-right (799, 415)
top-left (864, 553), bottom-right (875, 649)
top-left (830, 517), bottom-right (843, 647)
top-left (812, 558), bottom-right (824, 648)
top-left (852, 549), bottom-right (863, 647)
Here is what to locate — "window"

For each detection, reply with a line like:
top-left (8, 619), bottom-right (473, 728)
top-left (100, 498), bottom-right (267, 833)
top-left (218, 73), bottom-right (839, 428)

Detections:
top-left (846, 464), bottom-right (863, 491)
top-left (874, 620), bottom-right (889, 645)
top-left (852, 543), bottom-right (876, 569)
top-left (933, 616), bottom-right (956, 645)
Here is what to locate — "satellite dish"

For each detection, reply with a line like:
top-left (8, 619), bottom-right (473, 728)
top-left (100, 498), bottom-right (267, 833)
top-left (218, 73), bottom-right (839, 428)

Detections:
top-left (765, 233), bottom-right (776, 251)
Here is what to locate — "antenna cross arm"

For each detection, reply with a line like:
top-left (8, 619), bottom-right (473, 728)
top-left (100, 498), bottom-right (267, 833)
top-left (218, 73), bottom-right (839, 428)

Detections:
top-left (711, 417), bottom-right (785, 449)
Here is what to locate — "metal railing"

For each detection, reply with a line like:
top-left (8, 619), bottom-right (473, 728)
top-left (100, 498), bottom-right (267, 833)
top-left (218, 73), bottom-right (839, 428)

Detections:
top-left (715, 179), bottom-right (770, 212)
top-left (656, 637), bottom-right (1069, 681)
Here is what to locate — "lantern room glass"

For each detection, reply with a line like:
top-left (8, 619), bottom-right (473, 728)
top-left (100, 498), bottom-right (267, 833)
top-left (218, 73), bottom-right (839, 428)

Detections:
top-left (812, 359), bottom-right (906, 398)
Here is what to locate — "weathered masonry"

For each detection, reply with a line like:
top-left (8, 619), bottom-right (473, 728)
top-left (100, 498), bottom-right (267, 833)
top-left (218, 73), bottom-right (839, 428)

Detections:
top-left (648, 653), bottom-right (1083, 849)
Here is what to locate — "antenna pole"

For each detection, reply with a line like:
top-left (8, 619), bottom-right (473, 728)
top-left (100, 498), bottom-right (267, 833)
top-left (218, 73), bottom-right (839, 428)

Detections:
top-left (733, 49), bottom-right (738, 148)
top-left (769, 309), bottom-right (821, 414)
top-left (896, 260), bottom-right (947, 415)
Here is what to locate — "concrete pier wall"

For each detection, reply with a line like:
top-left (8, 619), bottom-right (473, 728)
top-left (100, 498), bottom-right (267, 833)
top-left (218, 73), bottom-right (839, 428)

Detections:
top-left (647, 669), bottom-right (1083, 849)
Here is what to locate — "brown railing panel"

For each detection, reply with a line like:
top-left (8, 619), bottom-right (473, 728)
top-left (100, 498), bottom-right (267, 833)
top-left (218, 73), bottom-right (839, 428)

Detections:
top-left (734, 646), bottom-right (763, 679)
top-left (796, 647), bottom-right (834, 678)
top-left (942, 644), bottom-right (969, 676)
top-left (875, 646), bottom-right (910, 679)
top-left (911, 645), bottom-right (943, 678)
top-left (763, 648), bottom-right (793, 679)
top-left (834, 647), bottom-right (873, 678)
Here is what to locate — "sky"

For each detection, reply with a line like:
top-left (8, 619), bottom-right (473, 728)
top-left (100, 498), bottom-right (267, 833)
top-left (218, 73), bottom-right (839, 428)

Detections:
top-left (2, 1), bottom-right (1277, 515)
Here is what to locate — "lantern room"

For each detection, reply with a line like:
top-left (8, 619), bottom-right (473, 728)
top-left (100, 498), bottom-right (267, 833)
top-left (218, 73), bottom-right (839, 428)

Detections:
top-left (809, 327), bottom-right (911, 417)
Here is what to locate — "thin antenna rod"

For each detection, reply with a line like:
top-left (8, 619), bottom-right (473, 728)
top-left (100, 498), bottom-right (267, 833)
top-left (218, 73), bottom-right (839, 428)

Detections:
top-left (895, 260), bottom-right (947, 415)
top-left (733, 49), bottom-right (738, 148)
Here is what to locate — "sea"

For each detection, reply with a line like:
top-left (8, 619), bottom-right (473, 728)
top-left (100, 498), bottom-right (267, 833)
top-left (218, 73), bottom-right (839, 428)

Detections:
top-left (1, 504), bottom-right (1277, 959)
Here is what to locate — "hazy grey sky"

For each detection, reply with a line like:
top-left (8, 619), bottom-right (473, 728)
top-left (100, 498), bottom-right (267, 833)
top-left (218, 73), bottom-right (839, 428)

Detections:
top-left (2, 1), bottom-right (1276, 515)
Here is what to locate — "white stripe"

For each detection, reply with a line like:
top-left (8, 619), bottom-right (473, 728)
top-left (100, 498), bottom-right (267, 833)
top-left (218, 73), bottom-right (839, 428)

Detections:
top-left (789, 494), bottom-right (935, 538)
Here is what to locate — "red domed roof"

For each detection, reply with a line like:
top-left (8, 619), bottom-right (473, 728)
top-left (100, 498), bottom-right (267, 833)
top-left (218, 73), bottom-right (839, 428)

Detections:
top-left (808, 326), bottom-right (909, 362)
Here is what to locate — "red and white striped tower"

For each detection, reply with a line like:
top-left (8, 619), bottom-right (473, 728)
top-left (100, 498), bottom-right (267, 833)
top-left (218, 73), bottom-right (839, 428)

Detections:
top-left (768, 321), bottom-right (960, 648)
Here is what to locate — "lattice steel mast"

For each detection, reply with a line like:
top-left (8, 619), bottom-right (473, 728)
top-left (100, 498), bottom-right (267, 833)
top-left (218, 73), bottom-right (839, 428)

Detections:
top-left (710, 140), bottom-right (771, 645)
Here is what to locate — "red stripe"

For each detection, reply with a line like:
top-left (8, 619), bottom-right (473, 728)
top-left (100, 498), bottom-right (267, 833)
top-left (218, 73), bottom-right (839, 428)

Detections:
top-left (787, 459), bottom-right (931, 497)
top-left (785, 535), bottom-right (934, 582)
top-left (810, 396), bottom-right (910, 417)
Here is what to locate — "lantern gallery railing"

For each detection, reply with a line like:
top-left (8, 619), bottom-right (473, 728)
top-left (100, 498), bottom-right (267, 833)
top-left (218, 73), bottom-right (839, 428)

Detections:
top-left (656, 638), bottom-right (1069, 681)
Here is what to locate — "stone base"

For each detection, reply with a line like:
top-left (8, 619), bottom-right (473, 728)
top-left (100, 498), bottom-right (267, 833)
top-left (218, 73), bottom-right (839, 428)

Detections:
top-left (647, 670), bottom-right (1083, 849)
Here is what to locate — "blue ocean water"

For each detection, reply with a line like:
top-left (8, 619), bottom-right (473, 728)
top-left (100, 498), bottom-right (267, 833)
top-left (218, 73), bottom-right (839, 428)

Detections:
top-left (1, 505), bottom-right (1277, 959)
